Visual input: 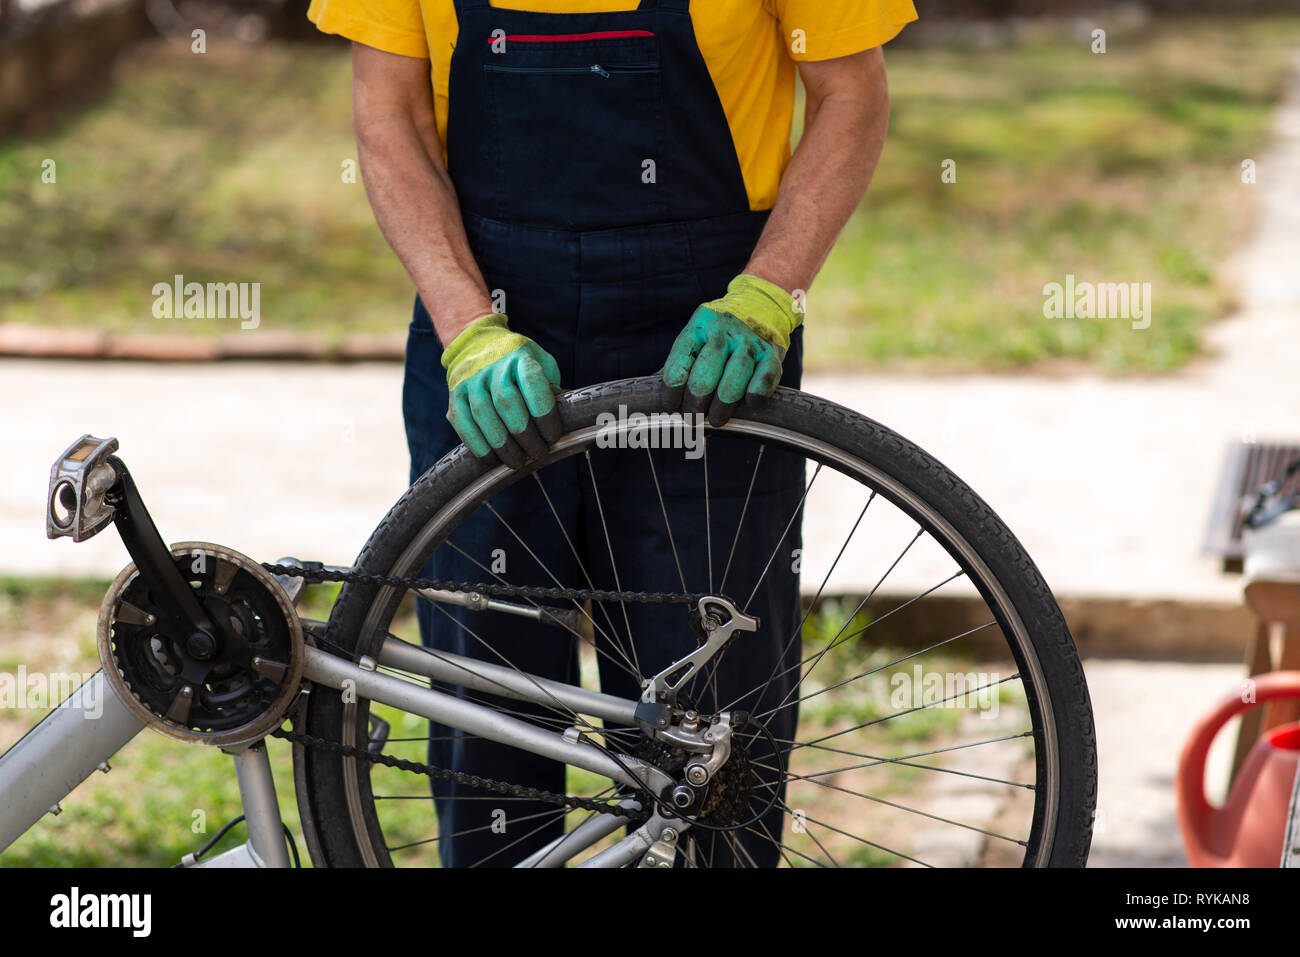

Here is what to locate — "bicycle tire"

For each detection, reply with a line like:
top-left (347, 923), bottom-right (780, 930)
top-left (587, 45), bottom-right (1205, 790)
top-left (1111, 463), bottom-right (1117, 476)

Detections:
top-left (294, 377), bottom-right (1097, 868)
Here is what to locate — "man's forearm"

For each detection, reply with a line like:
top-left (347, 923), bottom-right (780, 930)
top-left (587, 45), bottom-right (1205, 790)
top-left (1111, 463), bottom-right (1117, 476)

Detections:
top-left (356, 116), bottom-right (494, 345)
top-left (745, 51), bottom-right (890, 297)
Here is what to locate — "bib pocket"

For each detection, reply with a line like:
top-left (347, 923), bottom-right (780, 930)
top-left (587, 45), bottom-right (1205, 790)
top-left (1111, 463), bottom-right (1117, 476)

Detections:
top-left (483, 36), bottom-right (667, 228)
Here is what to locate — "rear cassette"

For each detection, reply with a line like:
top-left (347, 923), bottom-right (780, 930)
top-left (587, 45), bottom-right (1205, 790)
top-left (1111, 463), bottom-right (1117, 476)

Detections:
top-left (97, 542), bottom-right (304, 746)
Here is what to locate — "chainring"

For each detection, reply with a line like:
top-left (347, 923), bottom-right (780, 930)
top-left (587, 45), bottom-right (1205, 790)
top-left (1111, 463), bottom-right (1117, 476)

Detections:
top-left (98, 542), bottom-right (304, 746)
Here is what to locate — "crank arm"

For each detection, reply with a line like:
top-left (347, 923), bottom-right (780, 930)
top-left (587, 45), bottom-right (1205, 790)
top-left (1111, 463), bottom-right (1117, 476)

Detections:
top-left (46, 435), bottom-right (220, 644)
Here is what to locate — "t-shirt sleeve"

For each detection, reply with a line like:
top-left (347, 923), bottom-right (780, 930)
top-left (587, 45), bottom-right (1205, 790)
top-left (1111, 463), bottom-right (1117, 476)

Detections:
top-left (307, 0), bottom-right (430, 59)
top-left (772, 0), bottom-right (918, 61)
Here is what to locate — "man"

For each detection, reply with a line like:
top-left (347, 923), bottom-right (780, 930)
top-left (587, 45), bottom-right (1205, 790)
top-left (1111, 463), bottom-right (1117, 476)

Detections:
top-left (310, 0), bottom-right (914, 867)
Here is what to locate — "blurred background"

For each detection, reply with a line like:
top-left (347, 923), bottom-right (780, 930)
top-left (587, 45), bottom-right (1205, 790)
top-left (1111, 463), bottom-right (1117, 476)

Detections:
top-left (3, 0), bottom-right (1300, 868)
top-left (3, 0), bottom-right (1299, 366)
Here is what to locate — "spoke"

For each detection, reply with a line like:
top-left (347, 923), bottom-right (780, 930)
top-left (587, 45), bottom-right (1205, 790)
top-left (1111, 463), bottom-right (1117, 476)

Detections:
top-left (724, 829), bottom-right (760, 868)
top-left (685, 653), bottom-right (724, 709)
top-left (776, 800), bottom-right (934, 867)
top-left (426, 600), bottom-right (598, 733)
top-left (744, 491), bottom-right (875, 715)
top-left (801, 674), bottom-right (1021, 748)
top-left (719, 567), bottom-right (968, 716)
top-left (643, 447), bottom-right (689, 595)
top-left (703, 434), bottom-right (713, 594)
top-left (480, 500), bottom-right (643, 686)
top-left (747, 618), bottom-right (1000, 724)
top-left (782, 780), bottom-right (1025, 848)
top-left (781, 730), bottom-right (1034, 763)
top-left (811, 570), bottom-right (968, 665)
top-left (743, 463), bottom-right (822, 610)
top-left (583, 450), bottom-right (640, 676)
top-left (799, 818), bottom-right (842, 868)
top-left (470, 805), bottom-right (587, 868)
top-left (718, 445), bottom-right (764, 595)
top-left (374, 794), bottom-right (551, 802)
top-left (785, 526), bottom-right (926, 707)
top-left (756, 832), bottom-right (827, 868)
top-left (436, 539), bottom-right (643, 722)
top-left (743, 814), bottom-right (799, 869)
top-left (386, 806), bottom-right (562, 854)
top-left (530, 471), bottom-right (631, 655)
top-left (756, 751), bottom-right (1033, 790)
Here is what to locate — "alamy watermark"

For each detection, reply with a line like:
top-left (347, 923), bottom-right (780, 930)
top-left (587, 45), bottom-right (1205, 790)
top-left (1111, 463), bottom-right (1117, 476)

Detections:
top-left (50, 887), bottom-right (151, 937)
top-left (0, 666), bottom-right (102, 719)
top-left (152, 274), bottom-right (261, 329)
top-left (1042, 273), bottom-right (1151, 330)
top-left (890, 665), bottom-right (1002, 719)
top-left (595, 405), bottom-right (705, 460)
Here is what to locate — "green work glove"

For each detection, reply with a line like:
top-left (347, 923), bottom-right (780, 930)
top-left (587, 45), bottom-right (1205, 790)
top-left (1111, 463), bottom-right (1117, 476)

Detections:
top-left (443, 314), bottom-right (563, 468)
top-left (662, 274), bottom-right (802, 426)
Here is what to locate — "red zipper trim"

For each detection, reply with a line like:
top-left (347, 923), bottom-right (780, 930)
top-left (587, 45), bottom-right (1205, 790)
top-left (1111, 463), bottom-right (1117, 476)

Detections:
top-left (491, 30), bottom-right (655, 44)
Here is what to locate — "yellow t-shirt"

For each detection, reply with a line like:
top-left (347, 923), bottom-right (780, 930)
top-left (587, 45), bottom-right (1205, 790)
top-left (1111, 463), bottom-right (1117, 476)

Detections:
top-left (307, 0), bottom-right (916, 210)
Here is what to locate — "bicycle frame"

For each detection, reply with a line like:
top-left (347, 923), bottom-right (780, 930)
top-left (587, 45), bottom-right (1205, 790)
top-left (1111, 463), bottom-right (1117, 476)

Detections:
top-left (2, 433), bottom-right (706, 868)
top-left (0, 629), bottom-right (693, 867)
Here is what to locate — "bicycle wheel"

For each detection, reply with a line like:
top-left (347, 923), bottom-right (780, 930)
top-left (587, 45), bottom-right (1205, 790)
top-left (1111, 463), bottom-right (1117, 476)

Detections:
top-left (294, 377), bottom-right (1097, 867)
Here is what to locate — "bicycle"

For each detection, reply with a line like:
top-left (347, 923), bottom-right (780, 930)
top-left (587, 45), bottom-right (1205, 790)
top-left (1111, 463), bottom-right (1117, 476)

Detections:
top-left (0, 376), bottom-right (1097, 867)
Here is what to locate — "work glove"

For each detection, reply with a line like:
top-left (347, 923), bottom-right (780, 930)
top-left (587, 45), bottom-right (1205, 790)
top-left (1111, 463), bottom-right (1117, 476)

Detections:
top-left (662, 274), bottom-right (802, 426)
top-left (443, 314), bottom-right (563, 468)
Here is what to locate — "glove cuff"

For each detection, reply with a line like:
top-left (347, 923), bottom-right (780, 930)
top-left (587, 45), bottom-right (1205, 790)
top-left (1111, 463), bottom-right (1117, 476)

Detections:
top-left (442, 313), bottom-right (512, 390)
top-left (721, 274), bottom-right (803, 351)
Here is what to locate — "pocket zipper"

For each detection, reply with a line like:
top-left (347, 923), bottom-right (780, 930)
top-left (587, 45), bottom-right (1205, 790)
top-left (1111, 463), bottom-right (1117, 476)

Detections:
top-left (484, 63), bottom-right (656, 78)
top-left (491, 30), bottom-right (655, 44)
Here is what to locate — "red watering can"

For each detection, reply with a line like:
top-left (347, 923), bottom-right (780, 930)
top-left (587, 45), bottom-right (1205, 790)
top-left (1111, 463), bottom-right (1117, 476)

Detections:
top-left (1176, 670), bottom-right (1300, 867)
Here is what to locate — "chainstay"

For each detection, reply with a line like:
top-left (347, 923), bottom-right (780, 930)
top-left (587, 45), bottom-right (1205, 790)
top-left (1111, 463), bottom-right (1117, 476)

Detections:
top-left (271, 727), bottom-right (648, 821)
top-left (264, 561), bottom-right (679, 823)
top-left (261, 562), bottom-right (702, 606)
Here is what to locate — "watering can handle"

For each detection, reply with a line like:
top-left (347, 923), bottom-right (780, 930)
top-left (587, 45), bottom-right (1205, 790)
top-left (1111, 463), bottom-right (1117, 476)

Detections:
top-left (1177, 670), bottom-right (1300, 828)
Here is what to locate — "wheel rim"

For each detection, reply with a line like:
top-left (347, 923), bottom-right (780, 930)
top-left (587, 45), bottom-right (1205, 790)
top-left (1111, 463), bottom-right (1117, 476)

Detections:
top-left (328, 412), bottom-right (1066, 867)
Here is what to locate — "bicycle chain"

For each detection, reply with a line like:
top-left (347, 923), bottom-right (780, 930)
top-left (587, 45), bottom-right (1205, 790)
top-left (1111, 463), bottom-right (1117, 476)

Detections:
top-left (270, 726), bottom-right (647, 820)
top-left (260, 561), bottom-right (702, 607)
top-left (262, 561), bottom-right (699, 822)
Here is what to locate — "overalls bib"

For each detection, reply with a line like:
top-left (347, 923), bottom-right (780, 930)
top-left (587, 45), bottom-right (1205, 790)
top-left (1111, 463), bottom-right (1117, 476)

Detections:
top-left (403, 0), bottom-right (805, 866)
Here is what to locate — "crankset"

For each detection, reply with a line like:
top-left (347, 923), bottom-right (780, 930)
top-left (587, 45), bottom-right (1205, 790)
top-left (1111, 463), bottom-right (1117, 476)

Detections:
top-left (47, 436), bottom-right (305, 745)
top-left (98, 542), bottom-right (304, 746)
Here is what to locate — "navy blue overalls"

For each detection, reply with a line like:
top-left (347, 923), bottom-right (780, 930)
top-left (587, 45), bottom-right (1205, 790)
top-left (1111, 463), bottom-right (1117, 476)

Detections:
top-left (402, 0), bottom-right (805, 867)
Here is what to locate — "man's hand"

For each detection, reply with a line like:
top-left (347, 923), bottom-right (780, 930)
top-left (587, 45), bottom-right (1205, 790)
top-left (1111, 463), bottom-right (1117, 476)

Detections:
top-left (662, 274), bottom-right (802, 426)
top-left (444, 314), bottom-right (563, 467)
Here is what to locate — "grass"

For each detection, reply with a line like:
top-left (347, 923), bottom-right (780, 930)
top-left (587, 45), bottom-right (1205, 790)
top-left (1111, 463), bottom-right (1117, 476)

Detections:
top-left (3, 17), bottom-right (1300, 369)
top-left (0, 40), bottom-right (405, 344)
top-left (806, 15), bottom-right (1300, 373)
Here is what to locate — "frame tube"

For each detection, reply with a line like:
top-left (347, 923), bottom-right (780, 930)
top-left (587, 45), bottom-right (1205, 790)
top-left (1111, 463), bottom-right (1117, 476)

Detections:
top-left (0, 671), bottom-right (144, 852)
top-left (231, 743), bottom-right (290, 868)
top-left (303, 646), bottom-right (649, 791)
top-left (378, 637), bottom-right (639, 726)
